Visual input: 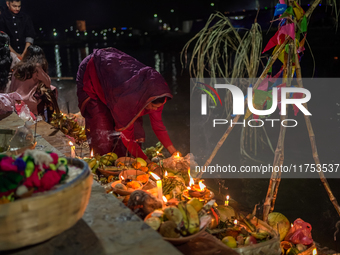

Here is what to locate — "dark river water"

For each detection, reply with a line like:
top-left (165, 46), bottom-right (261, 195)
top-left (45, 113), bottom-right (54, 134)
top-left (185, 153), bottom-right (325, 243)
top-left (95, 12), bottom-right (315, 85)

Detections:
top-left (42, 27), bottom-right (340, 251)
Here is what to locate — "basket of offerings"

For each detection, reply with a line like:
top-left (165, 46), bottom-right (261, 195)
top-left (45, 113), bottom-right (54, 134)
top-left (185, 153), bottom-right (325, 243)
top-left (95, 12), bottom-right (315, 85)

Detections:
top-left (210, 211), bottom-right (281, 255)
top-left (109, 169), bottom-right (153, 203)
top-left (0, 150), bottom-right (92, 251)
top-left (85, 153), bottom-right (149, 177)
top-left (144, 198), bottom-right (215, 245)
top-left (278, 217), bottom-right (316, 255)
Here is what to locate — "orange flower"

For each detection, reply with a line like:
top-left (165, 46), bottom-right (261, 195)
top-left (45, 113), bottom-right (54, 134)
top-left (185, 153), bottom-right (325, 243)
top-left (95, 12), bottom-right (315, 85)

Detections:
top-left (127, 181), bottom-right (141, 189)
top-left (136, 174), bottom-right (149, 183)
top-left (140, 166), bottom-right (148, 172)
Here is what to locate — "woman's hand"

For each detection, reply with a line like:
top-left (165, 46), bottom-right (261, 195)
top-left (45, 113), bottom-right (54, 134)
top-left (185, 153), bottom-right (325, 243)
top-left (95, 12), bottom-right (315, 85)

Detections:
top-left (172, 151), bottom-right (182, 157)
top-left (166, 145), bottom-right (178, 155)
top-left (34, 64), bottom-right (51, 88)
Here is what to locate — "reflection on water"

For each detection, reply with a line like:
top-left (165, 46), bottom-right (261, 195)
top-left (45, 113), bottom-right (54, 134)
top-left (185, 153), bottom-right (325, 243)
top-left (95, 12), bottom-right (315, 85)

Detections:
top-left (154, 52), bottom-right (165, 74)
top-left (54, 45), bottom-right (62, 80)
top-left (172, 55), bottom-right (178, 95)
top-left (66, 48), bottom-right (72, 73)
top-left (154, 52), bottom-right (160, 73)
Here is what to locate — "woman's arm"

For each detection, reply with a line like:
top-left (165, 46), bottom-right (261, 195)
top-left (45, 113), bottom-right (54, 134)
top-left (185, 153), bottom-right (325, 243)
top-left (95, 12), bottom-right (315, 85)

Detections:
top-left (149, 106), bottom-right (178, 154)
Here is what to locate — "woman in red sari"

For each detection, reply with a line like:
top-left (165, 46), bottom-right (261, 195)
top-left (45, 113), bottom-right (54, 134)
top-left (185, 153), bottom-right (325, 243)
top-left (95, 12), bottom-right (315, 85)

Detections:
top-left (77, 48), bottom-right (178, 164)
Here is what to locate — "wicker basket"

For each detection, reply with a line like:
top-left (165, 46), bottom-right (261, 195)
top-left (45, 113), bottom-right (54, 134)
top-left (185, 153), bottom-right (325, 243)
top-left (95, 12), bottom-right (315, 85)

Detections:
top-left (0, 158), bottom-right (93, 251)
top-left (233, 219), bottom-right (281, 255)
top-left (300, 243), bottom-right (317, 255)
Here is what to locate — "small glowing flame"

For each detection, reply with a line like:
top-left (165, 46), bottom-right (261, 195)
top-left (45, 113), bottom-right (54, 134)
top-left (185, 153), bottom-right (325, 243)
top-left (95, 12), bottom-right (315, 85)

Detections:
top-left (226, 195), bottom-right (229, 201)
top-left (90, 149), bottom-right (94, 157)
top-left (156, 151), bottom-right (159, 155)
top-left (176, 152), bottom-right (180, 157)
top-left (198, 180), bottom-right (206, 191)
top-left (121, 176), bottom-right (125, 180)
top-left (187, 186), bottom-right (191, 190)
top-left (69, 141), bottom-right (74, 146)
top-left (165, 171), bottom-right (168, 177)
top-left (188, 169), bottom-right (194, 187)
top-left (234, 219), bottom-right (238, 225)
top-left (149, 172), bottom-right (160, 180)
top-left (163, 196), bottom-right (168, 203)
top-left (291, 223), bottom-right (293, 228)
top-left (312, 248), bottom-right (317, 255)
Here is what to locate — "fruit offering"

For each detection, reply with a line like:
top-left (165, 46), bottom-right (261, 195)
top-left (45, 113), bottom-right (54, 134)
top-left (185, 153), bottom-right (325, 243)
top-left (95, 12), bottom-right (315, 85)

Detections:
top-left (50, 112), bottom-right (87, 143)
top-left (144, 198), bottom-right (214, 239)
top-left (212, 212), bottom-right (275, 249)
top-left (83, 152), bottom-right (118, 174)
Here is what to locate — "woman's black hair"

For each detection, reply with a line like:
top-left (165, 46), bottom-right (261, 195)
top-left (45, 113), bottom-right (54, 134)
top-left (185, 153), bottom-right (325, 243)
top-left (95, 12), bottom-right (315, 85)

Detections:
top-left (0, 31), bottom-right (12, 92)
top-left (14, 45), bottom-right (48, 81)
top-left (152, 96), bottom-right (170, 104)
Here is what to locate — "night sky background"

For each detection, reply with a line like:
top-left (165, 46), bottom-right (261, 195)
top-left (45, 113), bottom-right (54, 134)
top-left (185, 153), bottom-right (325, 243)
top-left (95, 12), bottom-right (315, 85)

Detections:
top-left (0, 0), bottom-right (314, 30)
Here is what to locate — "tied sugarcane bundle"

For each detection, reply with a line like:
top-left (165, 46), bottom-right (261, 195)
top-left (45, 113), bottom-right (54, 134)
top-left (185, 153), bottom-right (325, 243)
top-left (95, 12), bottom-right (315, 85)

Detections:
top-left (143, 141), bottom-right (164, 159)
top-left (162, 176), bottom-right (187, 199)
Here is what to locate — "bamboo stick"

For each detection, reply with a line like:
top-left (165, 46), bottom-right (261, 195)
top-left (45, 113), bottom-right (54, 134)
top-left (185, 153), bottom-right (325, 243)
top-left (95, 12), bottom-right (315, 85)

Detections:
top-left (294, 46), bottom-right (340, 217)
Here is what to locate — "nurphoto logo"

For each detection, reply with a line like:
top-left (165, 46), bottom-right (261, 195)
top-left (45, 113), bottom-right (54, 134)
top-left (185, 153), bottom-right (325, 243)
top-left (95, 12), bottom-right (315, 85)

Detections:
top-left (199, 83), bottom-right (312, 128)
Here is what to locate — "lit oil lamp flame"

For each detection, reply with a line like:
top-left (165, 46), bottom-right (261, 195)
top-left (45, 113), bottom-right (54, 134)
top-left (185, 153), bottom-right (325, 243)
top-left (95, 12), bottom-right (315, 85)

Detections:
top-left (234, 219), bottom-right (238, 225)
top-left (163, 196), bottom-right (168, 203)
top-left (198, 180), bottom-right (206, 191)
top-left (90, 149), bottom-right (94, 157)
top-left (291, 223), bottom-right (293, 228)
top-left (69, 141), bottom-right (73, 146)
top-left (149, 172), bottom-right (160, 181)
top-left (121, 176), bottom-right (125, 180)
top-left (312, 248), bottom-right (317, 255)
top-left (188, 169), bottom-right (194, 187)
top-left (156, 151), bottom-right (159, 155)
top-left (165, 171), bottom-right (168, 177)
top-left (225, 195), bottom-right (230, 206)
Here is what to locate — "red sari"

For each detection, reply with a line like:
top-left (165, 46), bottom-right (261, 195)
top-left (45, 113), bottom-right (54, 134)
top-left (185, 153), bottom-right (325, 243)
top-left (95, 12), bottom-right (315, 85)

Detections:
top-left (77, 48), bottom-right (173, 159)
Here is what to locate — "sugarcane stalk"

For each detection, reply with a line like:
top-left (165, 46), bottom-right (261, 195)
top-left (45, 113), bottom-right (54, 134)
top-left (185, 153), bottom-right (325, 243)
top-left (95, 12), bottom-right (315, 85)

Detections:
top-left (197, 39), bottom-right (290, 179)
top-left (294, 46), bottom-right (340, 217)
top-left (305, 0), bottom-right (322, 19)
top-left (271, 40), bottom-right (294, 210)
top-left (263, 0), bottom-right (329, 220)
top-left (264, 38), bottom-right (295, 220)
top-left (249, 125), bottom-right (253, 152)
top-left (263, 120), bottom-right (286, 221)
top-left (252, 38), bottom-right (289, 90)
